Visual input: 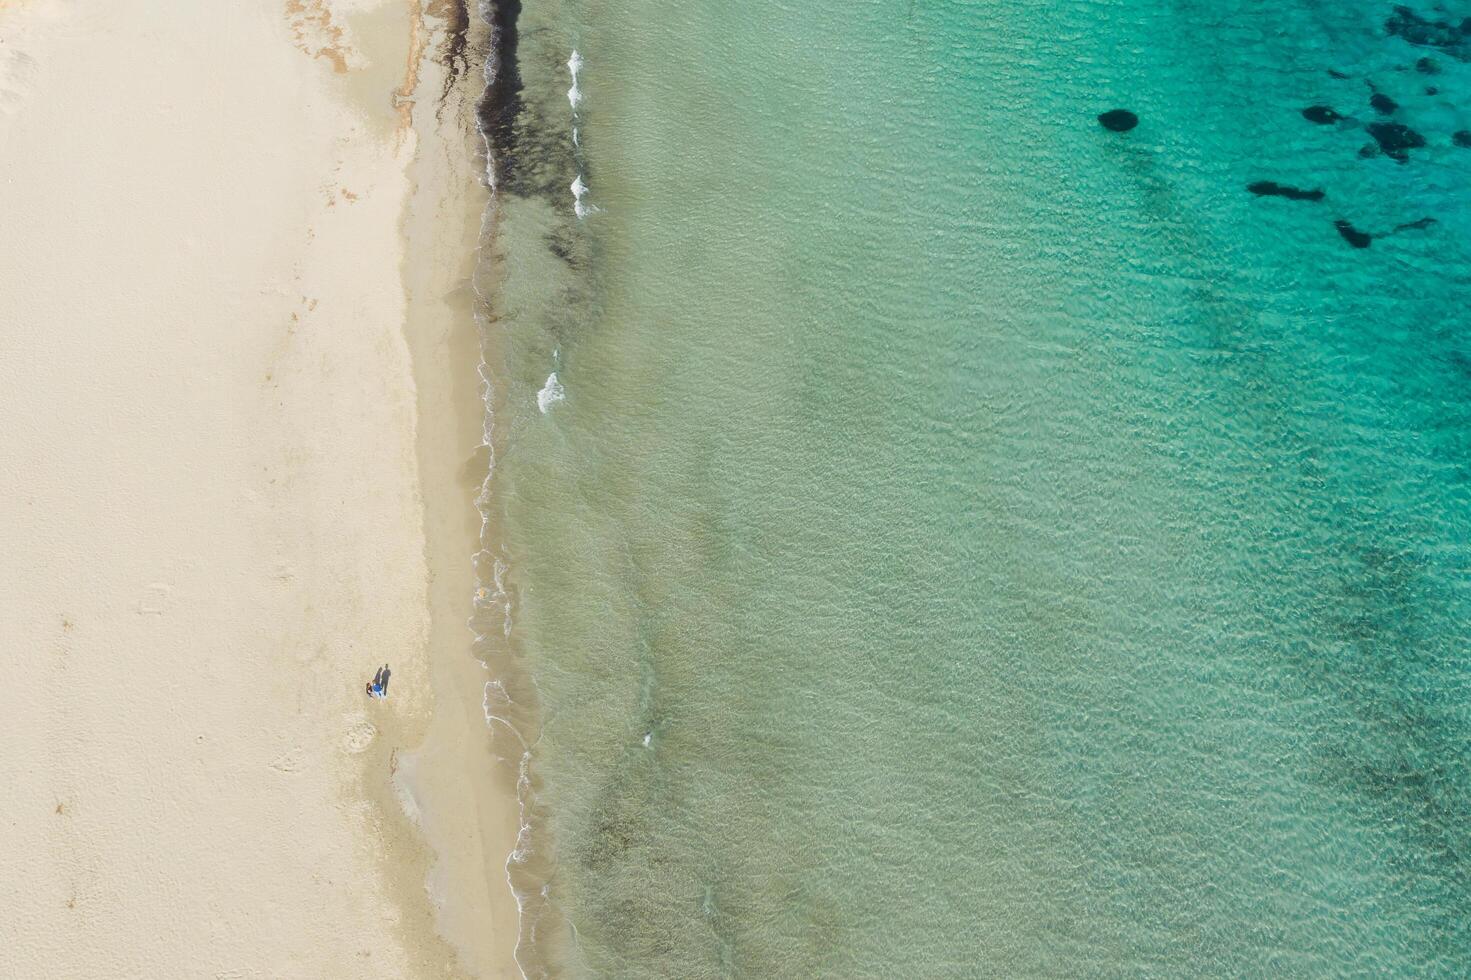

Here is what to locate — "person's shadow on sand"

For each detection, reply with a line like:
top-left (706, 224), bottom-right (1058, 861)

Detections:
top-left (366, 664), bottom-right (391, 699)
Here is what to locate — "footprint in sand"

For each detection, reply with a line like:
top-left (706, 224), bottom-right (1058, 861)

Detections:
top-left (136, 582), bottom-right (172, 615)
top-left (268, 747), bottom-right (305, 773)
top-left (342, 720), bottom-right (377, 754)
top-left (0, 48), bottom-right (38, 117)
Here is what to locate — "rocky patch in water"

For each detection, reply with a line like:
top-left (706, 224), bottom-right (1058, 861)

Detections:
top-left (1248, 181), bottom-right (1325, 201)
top-left (1370, 92), bottom-right (1399, 115)
top-left (1097, 109), bottom-right (1139, 132)
top-left (1392, 216), bottom-right (1437, 233)
top-left (1302, 104), bottom-right (1344, 124)
top-left (1366, 121), bottom-right (1427, 161)
top-left (1335, 220), bottom-right (1375, 248)
top-left (1385, 6), bottom-right (1471, 61)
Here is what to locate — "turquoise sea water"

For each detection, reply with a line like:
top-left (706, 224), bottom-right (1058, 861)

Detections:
top-left (473, 1), bottom-right (1471, 975)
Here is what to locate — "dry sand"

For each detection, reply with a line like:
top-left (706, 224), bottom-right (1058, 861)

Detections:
top-left (0, 1), bottom-right (519, 976)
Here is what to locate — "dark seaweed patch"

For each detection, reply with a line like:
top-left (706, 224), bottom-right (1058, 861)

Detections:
top-left (1416, 55), bottom-right (1442, 74)
top-left (546, 225), bottom-right (579, 265)
top-left (1248, 181), bottom-right (1325, 201)
top-left (1426, 85), bottom-right (1440, 95)
top-left (581, 804), bottom-right (647, 873)
top-left (433, 0), bottom-right (471, 110)
top-left (1454, 130), bottom-right (1471, 147)
top-left (472, 1), bottom-right (580, 202)
top-left (1370, 92), bottom-right (1399, 115)
top-left (477, 0), bottom-right (524, 186)
top-left (1367, 121), bottom-right (1427, 161)
top-left (1392, 216), bottom-right (1437, 233)
top-left (1302, 104), bottom-right (1343, 124)
top-left (1097, 108), bottom-right (1139, 132)
top-left (1335, 219), bottom-right (1374, 248)
top-left (1386, 6), bottom-right (1471, 61)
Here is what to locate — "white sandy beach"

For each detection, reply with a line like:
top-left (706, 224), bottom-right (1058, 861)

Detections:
top-left (0, 1), bottom-right (518, 976)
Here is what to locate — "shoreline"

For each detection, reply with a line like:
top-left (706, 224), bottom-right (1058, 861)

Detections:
top-left (1, 2), bottom-right (521, 976)
top-left (389, 6), bottom-right (528, 976)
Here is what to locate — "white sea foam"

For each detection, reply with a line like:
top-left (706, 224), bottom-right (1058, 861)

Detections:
top-left (508, 749), bottom-right (534, 861)
top-left (505, 747), bottom-right (535, 980)
top-left (564, 54), bottom-right (582, 107)
top-left (537, 371), bottom-right (565, 413)
top-left (483, 679), bottom-right (513, 730)
top-left (570, 175), bottom-right (593, 219)
top-left (567, 50), bottom-right (583, 107)
top-left (567, 52), bottom-right (591, 214)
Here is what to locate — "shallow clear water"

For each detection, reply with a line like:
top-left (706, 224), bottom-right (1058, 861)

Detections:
top-left (474, 1), bottom-right (1471, 975)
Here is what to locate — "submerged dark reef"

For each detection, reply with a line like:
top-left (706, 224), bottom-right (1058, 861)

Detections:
top-left (478, 0), bottom-right (524, 187)
top-left (1386, 5), bottom-right (1471, 61)
top-left (1248, 180), bottom-right (1326, 201)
